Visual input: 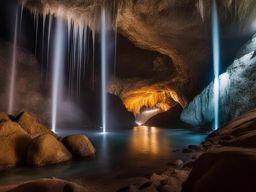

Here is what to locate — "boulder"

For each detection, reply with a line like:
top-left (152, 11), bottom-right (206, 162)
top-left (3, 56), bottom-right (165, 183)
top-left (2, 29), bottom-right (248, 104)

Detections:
top-left (222, 130), bottom-right (256, 148)
top-left (62, 135), bottom-right (95, 157)
top-left (0, 121), bottom-right (31, 168)
top-left (5, 178), bottom-right (88, 192)
top-left (17, 112), bottom-right (54, 137)
top-left (0, 112), bottom-right (10, 122)
top-left (182, 147), bottom-right (256, 192)
top-left (27, 134), bottom-right (72, 166)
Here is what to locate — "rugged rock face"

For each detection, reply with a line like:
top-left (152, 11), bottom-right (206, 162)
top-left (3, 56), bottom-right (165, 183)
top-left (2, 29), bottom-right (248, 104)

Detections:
top-left (182, 147), bottom-right (256, 192)
top-left (17, 112), bottom-right (55, 137)
top-left (27, 134), bottom-right (72, 166)
top-left (21, 0), bottom-right (256, 120)
top-left (20, 0), bottom-right (256, 118)
top-left (180, 108), bottom-right (256, 192)
top-left (0, 121), bottom-right (31, 168)
top-left (0, 40), bottom-right (87, 127)
top-left (181, 33), bottom-right (256, 127)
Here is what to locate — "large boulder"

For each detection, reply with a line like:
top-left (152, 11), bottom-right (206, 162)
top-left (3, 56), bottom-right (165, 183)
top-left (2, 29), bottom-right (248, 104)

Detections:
top-left (182, 147), bottom-right (256, 192)
top-left (0, 121), bottom-right (31, 168)
top-left (62, 135), bottom-right (95, 157)
top-left (5, 178), bottom-right (89, 192)
top-left (27, 134), bottom-right (72, 166)
top-left (17, 112), bottom-right (54, 137)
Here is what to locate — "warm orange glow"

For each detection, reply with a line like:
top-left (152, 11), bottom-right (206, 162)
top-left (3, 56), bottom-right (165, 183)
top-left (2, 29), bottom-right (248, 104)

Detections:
top-left (130, 126), bottom-right (159, 155)
top-left (122, 85), bottom-right (183, 115)
top-left (130, 126), bottom-right (170, 156)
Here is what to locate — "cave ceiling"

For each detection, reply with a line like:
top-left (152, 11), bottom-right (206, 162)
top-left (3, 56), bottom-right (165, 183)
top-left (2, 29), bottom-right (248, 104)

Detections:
top-left (20, 0), bottom-right (256, 115)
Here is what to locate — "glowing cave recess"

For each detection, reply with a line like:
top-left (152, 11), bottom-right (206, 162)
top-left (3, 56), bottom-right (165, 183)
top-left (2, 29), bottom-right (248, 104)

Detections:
top-left (135, 108), bottom-right (162, 126)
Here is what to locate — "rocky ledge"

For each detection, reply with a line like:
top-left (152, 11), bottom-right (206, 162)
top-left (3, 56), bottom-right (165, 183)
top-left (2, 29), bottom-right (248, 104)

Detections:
top-left (117, 108), bottom-right (256, 192)
top-left (0, 112), bottom-right (95, 169)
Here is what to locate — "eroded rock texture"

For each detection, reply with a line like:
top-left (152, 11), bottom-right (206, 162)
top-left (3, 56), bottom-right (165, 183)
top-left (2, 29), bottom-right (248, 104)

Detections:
top-left (20, 0), bottom-right (256, 116)
top-left (181, 33), bottom-right (256, 127)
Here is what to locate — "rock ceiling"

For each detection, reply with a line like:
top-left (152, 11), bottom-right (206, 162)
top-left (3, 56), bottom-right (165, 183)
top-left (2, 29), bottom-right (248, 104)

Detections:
top-left (20, 0), bottom-right (256, 115)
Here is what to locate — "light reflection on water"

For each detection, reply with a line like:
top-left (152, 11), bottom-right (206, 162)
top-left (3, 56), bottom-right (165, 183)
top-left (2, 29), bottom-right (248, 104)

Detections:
top-left (130, 126), bottom-right (168, 155)
top-left (0, 127), bottom-right (208, 185)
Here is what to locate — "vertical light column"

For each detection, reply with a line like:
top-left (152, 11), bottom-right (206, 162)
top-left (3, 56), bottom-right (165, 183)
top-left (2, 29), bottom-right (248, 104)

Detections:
top-left (51, 17), bottom-right (65, 133)
top-left (101, 8), bottom-right (107, 133)
top-left (212, 0), bottom-right (220, 130)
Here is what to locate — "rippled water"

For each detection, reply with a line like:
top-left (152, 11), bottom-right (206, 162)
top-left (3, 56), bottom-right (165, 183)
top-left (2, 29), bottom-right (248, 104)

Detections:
top-left (0, 126), bottom-right (207, 185)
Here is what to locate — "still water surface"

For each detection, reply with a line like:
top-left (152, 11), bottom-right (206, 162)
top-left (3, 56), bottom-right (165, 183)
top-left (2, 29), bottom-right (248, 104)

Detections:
top-left (0, 126), bottom-right (207, 185)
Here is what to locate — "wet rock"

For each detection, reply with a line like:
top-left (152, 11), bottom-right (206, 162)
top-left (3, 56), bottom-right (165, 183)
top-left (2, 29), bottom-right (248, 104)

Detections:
top-left (165, 177), bottom-right (183, 192)
top-left (62, 135), bottom-right (95, 157)
top-left (6, 178), bottom-right (88, 192)
top-left (0, 121), bottom-right (31, 168)
top-left (150, 173), bottom-right (168, 186)
top-left (182, 147), bottom-right (256, 192)
top-left (174, 159), bottom-right (184, 167)
top-left (172, 169), bottom-right (189, 182)
top-left (17, 112), bottom-right (54, 137)
top-left (27, 134), bottom-right (72, 166)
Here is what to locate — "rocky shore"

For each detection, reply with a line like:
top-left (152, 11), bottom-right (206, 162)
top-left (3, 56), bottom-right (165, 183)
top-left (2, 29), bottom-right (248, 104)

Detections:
top-left (2, 109), bottom-right (256, 192)
top-left (0, 112), bottom-right (95, 169)
top-left (116, 109), bottom-right (256, 192)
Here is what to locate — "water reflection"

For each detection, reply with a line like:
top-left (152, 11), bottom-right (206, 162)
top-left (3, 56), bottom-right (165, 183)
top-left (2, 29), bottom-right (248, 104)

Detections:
top-left (129, 126), bottom-right (170, 156)
top-left (0, 128), bottom-right (207, 185)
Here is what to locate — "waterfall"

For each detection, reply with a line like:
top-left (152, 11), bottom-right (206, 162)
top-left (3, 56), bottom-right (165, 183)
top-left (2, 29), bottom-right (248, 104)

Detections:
top-left (212, 0), bottom-right (221, 130)
top-left (8, 9), bottom-right (19, 114)
top-left (51, 17), bottom-right (66, 133)
top-left (46, 15), bottom-right (53, 75)
top-left (101, 8), bottom-right (108, 133)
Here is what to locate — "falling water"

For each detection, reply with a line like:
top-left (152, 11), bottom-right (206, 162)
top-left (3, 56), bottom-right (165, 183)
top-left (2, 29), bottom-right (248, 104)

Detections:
top-left (46, 15), bottom-right (53, 74)
top-left (35, 14), bottom-right (39, 55)
top-left (51, 17), bottom-right (66, 133)
top-left (212, 0), bottom-right (220, 130)
top-left (8, 9), bottom-right (19, 114)
top-left (101, 8), bottom-right (108, 133)
top-left (41, 13), bottom-right (46, 69)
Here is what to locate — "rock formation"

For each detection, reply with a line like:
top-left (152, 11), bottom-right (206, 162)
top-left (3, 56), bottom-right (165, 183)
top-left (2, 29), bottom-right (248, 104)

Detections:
top-left (181, 109), bottom-right (256, 192)
top-left (27, 134), bottom-right (72, 166)
top-left (181, 33), bottom-right (256, 127)
top-left (0, 121), bottom-right (31, 168)
top-left (62, 135), bottom-right (96, 157)
top-left (18, 0), bottom-right (256, 121)
top-left (0, 112), bottom-right (95, 169)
